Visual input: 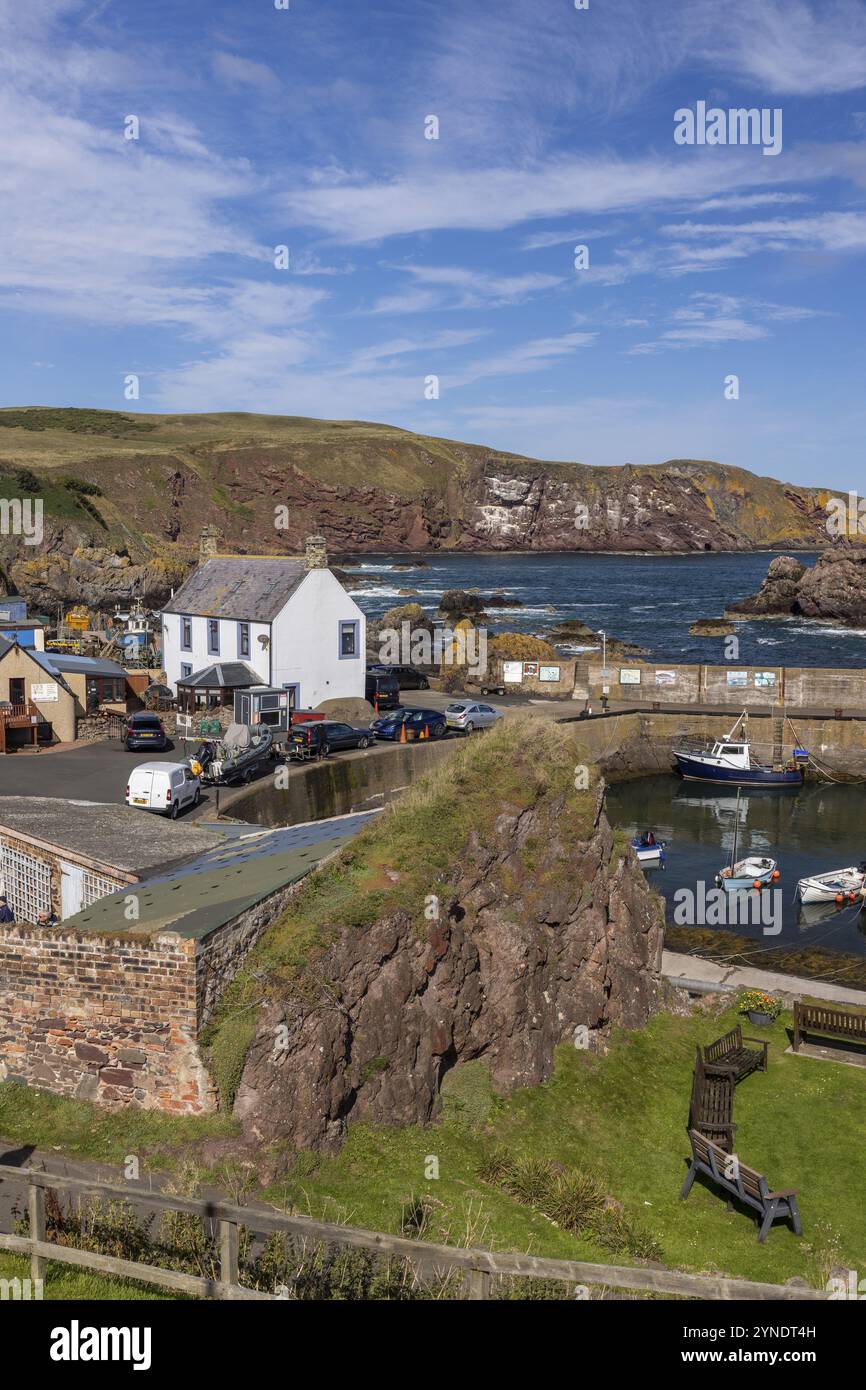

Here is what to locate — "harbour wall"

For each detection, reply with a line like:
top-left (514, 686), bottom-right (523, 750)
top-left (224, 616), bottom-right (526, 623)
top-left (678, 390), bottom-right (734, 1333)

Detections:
top-left (566, 710), bottom-right (866, 781)
top-left (583, 659), bottom-right (866, 712)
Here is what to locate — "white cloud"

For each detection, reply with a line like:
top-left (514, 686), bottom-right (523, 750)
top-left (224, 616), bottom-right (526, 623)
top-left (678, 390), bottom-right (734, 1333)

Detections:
top-left (212, 52), bottom-right (280, 93)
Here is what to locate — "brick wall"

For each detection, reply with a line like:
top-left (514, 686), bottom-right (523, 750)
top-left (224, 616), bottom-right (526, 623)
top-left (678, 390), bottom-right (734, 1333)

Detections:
top-left (0, 926), bottom-right (213, 1114)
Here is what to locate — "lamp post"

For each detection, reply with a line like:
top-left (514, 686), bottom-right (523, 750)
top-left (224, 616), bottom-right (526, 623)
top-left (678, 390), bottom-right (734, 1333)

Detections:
top-left (599, 629), bottom-right (609, 713)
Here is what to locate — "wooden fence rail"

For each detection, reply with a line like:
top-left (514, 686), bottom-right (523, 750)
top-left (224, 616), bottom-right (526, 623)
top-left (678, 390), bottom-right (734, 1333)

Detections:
top-left (0, 1164), bottom-right (830, 1301)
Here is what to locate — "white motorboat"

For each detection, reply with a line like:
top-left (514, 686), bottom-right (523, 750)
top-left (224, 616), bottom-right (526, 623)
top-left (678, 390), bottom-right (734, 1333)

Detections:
top-left (716, 856), bottom-right (778, 892)
top-left (796, 866), bottom-right (865, 905)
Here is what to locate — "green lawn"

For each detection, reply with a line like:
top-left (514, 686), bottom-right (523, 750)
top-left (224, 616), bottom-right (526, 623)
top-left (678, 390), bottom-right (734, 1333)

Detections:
top-left (257, 1004), bottom-right (866, 1288)
top-left (1, 1003), bottom-right (863, 1294)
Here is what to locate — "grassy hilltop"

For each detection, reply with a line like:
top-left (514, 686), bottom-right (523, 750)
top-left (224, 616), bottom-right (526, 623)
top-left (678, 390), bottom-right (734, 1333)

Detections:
top-left (0, 407), bottom-right (845, 574)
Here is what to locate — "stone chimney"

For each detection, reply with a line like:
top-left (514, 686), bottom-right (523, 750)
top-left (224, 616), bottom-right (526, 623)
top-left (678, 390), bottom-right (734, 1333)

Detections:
top-left (304, 535), bottom-right (328, 570)
top-left (199, 524), bottom-right (221, 562)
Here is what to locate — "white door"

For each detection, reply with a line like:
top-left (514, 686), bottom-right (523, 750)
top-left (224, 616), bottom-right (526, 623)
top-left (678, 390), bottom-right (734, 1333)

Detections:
top-left (60, 861), bottom-right (84, 919)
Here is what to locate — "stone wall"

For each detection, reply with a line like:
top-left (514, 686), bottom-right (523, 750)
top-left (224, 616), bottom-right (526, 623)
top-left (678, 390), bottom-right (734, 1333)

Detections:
top-left (0, 926), bottom-right (213, 1113)
top-left (586, 659), bottom-right (866, 712)
top-left (195, 883), bottom-right (300, 1030)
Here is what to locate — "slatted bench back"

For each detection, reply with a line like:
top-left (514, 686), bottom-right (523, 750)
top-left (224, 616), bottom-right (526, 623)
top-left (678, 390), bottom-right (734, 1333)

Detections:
top-left (704, 1026), bottom-right (741, 1064)
top-left (796, 1001), bottom-right (866, 1040)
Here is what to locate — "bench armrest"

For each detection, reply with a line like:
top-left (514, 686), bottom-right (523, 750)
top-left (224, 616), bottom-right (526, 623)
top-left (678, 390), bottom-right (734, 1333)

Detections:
top-left (767, 1188), bottom-right (798, 1199)
top-left (742, 1037), bottom-right (770, 1051)
top-left (697, 1121), bottom-right (737, 1134)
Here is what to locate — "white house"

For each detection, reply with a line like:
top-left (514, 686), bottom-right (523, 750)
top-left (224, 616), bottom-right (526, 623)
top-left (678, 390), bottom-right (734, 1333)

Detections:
top-left (161, 537), bottom-right (366, 710)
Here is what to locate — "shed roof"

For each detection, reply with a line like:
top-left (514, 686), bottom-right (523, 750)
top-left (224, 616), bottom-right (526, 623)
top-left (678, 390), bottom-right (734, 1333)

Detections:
top-left (64, 811), bottom-right (380, 939)
top-left (0, 797), bottom-right (227, 877)
top-left (163, 556), bottom-right (308, 621)
top-left (48, 653), bottom-right (128, 678)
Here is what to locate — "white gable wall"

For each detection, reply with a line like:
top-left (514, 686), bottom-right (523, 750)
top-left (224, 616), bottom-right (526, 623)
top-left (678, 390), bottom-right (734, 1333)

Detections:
top-left (271, 569), bottom-right (366, 707)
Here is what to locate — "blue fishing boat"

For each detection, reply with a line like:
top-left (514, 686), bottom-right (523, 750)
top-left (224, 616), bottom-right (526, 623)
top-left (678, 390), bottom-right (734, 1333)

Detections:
top-left (631, 833), bottom-right (666, 868)
top-left (673, 712), bottom-right (805, 787)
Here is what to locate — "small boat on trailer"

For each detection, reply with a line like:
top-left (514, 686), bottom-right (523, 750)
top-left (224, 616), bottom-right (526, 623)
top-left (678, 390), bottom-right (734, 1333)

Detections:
top-left (631, 834), bottom-right (666, 868)
top-left (796, 866), bottom-right (866, 905)
top-left (673, 711), bottom-right (806, 787)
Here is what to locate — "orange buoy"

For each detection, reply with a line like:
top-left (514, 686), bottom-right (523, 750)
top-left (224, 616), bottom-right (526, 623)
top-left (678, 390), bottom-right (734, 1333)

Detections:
top-left (771, 870), bottom-right (781, 880)
top-left (753, 879), bottom-right (762, 889)
top-left (835, 893), bottom-right (845, 904)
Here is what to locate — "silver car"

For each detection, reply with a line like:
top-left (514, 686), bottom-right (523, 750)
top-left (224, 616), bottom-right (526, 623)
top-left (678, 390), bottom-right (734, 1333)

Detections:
top-left (444, 700), bottom-right (503, 733)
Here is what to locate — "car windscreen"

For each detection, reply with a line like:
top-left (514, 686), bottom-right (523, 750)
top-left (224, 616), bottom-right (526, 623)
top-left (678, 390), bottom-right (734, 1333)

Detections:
top-left (446, 704), bottom-right (467, 713)
top-left (132, 716), bottom-right (162, 729)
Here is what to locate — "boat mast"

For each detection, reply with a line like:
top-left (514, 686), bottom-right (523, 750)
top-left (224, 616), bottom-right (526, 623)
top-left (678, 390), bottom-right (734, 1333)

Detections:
top-left (730, 787), bottom-right (741, 871)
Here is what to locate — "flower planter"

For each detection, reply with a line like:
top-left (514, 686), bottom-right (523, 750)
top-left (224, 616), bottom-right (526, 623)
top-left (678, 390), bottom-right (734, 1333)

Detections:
top-left (747, 1010), bottom-right (773, 1027)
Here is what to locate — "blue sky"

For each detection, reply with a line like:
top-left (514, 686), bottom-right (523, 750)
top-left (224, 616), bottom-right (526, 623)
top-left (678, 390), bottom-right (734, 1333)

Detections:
top-left (3, 0), bottom-right (866, 486)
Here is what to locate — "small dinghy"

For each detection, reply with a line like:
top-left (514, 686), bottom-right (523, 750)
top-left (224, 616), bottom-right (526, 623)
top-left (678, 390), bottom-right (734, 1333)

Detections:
top-left (714, 787), bottom-right (779, 890)
top-left (796, 866), bottom-right (866, 905)
top-left (631, 833), bottom-right (666, 868)
top-left (716, 856), bottom-right (778, 891)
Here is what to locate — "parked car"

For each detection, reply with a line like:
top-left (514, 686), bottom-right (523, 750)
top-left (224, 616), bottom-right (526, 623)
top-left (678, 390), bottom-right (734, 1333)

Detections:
top-left (126, 762), bottom-right (200, 818)
top-left (367, 663), bottom-right (430, 690)
top-left (121, 711), bottom-right (169, 751)
top-left (365, 671), bottom-right (401, 709)
top-left (444, 700), bottom-right (503, 733)
top-left (370, 708), bottom-right (448, 740)
top-left (288, 720), bottom-right (375, 759)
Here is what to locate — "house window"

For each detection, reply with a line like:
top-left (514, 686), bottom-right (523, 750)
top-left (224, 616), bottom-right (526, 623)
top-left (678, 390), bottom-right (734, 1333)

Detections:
top-left (181, 663), bottom-right (192, 680)
top-left (207, 619), bottom-right (220, 655)
top-left (181, 616), bottom-right (192, 651)
top-left (339, 620), bottom-right (359, 659)
top-left (238, 622), bottom-right (250, 658)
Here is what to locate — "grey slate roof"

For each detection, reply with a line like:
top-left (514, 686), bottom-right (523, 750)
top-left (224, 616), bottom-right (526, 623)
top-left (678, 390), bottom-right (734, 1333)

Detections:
top-left (0, 635), bottom-right (10, 660)
top-left (177, 661), bottom-right (264, 689)
top-left (48, 653), bottom-right (128, 678)
top-left (0, 797), bottom-right (228, 876)
top-left (163, 556), bottom-right (308, 621)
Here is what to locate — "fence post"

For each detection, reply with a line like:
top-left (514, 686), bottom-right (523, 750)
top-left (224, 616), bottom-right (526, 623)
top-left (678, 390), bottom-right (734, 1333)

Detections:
top-left (28, 1182), bottom-right (46, 1286)
top-left (467, 1267), bottom-right (491, 1300)
top-left (219, 1218), bottom-right (239, 1296)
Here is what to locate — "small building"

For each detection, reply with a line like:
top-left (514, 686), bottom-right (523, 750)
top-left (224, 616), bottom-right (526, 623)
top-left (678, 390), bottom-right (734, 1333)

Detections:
top-left (175, 660), bottom-right (264, 715)
top-left (0, 637), bottom-right (77, 748)
top-left (0, 797), bottom-right (227, 922)
top-left (161, 536), bottom-right (366, 711)
top-left (46, 653), bottom-right (131, 715)
top-left (0, 599), bottom-right (46, 651)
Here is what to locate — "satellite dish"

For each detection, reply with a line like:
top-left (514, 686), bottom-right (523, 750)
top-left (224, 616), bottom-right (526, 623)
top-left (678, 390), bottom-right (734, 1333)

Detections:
top-left (258, 634), bottom-right (270, 650)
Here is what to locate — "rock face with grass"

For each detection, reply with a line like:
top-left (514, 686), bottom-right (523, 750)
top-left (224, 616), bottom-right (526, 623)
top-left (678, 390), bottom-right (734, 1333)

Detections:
top-left (228, 721), bottom-right (664, 1152)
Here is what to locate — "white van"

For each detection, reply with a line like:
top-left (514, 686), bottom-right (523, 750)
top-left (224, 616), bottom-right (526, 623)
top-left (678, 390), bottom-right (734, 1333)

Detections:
top-left (126, 762), bottom-right (201, 818)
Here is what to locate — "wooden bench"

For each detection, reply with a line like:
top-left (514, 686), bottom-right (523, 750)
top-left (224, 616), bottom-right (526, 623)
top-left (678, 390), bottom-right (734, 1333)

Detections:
top-left (689, 1048), bottom-right (736, 1153)
top-left (793, 1001), bottom-right (866, 1054)
top-left (704, 1025), bottom-right (769, 1082)
top-left (680, 1129), bottom-right (802, 1243)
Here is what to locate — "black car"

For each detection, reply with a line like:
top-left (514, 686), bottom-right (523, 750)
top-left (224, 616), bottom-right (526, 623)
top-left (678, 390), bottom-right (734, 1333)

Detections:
top-left (288, 720), bottom-right (374, 759)
top-left (364, 671), bottom-right (401, 709)
top-left (122, 711), bottom-right (169, 751)
top-left (367, 663), bottom-right (430, 690)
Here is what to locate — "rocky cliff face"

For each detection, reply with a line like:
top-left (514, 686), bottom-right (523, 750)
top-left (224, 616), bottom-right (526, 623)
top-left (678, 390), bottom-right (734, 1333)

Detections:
top-left (0, 410), bottom-right (850, 612)
top-left (729, 549), bottom-right (866, 627)
top-left (229, 723), bottom-right (663, 1152)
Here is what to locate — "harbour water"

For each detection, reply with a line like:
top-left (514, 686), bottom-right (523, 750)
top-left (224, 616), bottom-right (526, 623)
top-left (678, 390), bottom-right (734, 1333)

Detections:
top-left (345, 551), bottom-right (866, 668)
top-left (606, 775), bottom-right (866, 959)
